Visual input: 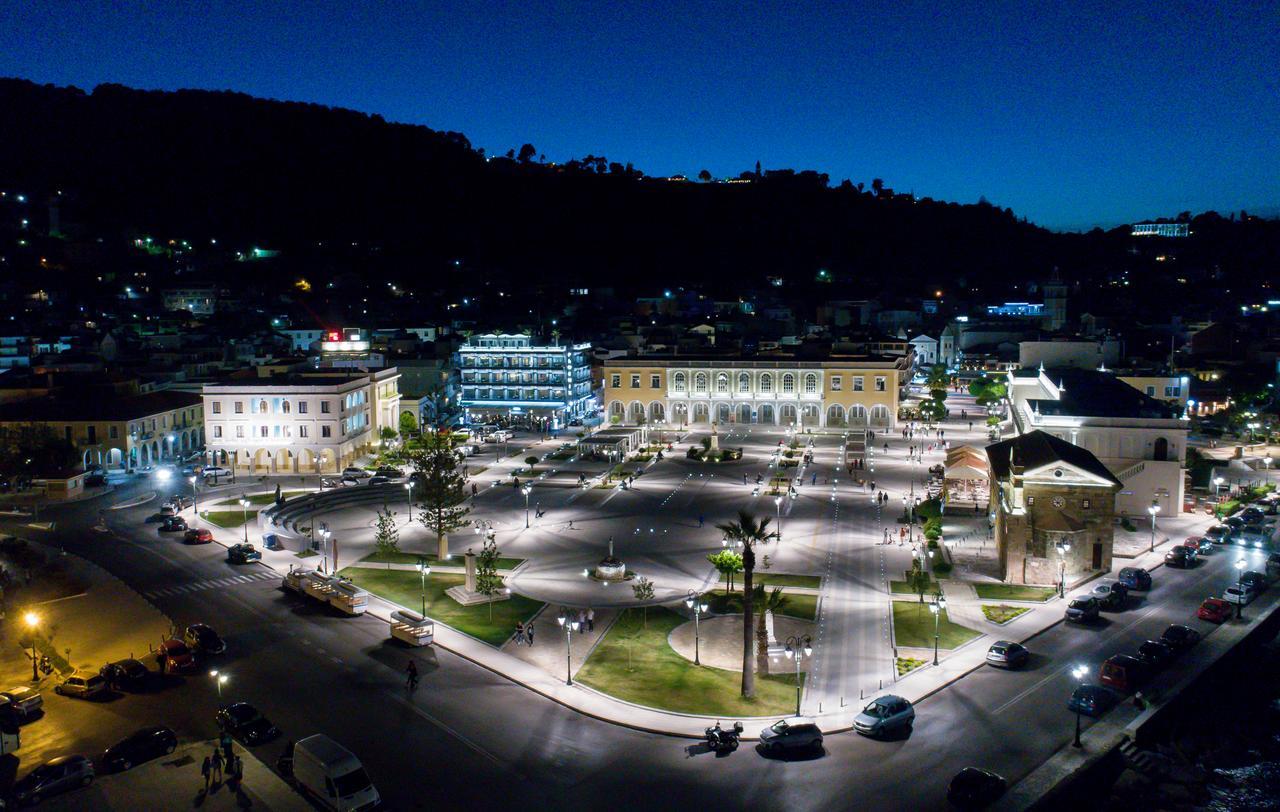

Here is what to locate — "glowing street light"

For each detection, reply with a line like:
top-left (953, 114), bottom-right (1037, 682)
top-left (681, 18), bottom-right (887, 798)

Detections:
top-left (209, 670), bottom-right (228, 699)
top-left (783, 634), bottom-right (813, 716)
top-left (774, 495), bottom-right (783, 541)
top-left (239, 497), bottom-right (251, 543)
top-left (556, 610), bottom-right (581, 685)
top-left (1147, 502), bottom-right (1161, 553)
top-left (522, 484), bottom-right (532, 528)
top-left (1071, 663), bottom-right (1089, 747)
top-left (24, 612), bottom-right (39, 681)
top-left (684, 591), bottom-right (709, 665)
top-left (415, 557), bottom-right (431, 616)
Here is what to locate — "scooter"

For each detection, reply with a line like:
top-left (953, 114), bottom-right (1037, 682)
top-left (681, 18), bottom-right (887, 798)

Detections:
top-left (705, 721), bottom-right (743, 753)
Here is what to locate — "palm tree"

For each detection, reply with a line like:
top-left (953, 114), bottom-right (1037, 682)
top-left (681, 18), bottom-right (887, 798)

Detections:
top-left (753, 584), bottom-right (789, 677)
top-left (716, 511), bottom-right (779, 699)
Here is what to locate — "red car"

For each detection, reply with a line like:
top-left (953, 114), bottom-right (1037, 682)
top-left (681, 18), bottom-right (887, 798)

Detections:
top-left (183, 528), bottom-right (213, 544)
top-left (155, 639), bottom-right (196, 674)
top-left (1197, 598), bottom-right (1231, 623)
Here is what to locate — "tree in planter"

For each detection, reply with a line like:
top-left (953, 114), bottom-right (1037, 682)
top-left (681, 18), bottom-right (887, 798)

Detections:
top-left (475, 533), bottom-right (503, 620)
top-left (707, 550), bottom-right (744, 592)
top-left (373, 505), bottom-right (400, 569)
top-left (524, 455), bottom-right (539, 474)
top-left (411, 436), bottom-right (472, 559)
top-left (908, 558), bottom-right (931, 604)
top-left (631, 576), bottom-right (655, 628)
top-left (715, 511), bottom-right (779, 698)
top-left (753, 584), bottom-right (789, 676)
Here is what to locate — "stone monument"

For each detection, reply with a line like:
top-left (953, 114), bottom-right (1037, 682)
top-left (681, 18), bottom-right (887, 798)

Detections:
top-left (593, 537), bottom-right (628, 581)
top-left (446, 546), bottom-right (513, 607)
top-left (709, 421), bottom-right (720, 451)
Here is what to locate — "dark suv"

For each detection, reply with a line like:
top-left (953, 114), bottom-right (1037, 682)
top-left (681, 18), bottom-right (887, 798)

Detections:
top-left (10, 755), bottom-right (95, 805)
top-left (1117, 567), bottom-right (1151, 591)
top-left (103, 726), bottom-right (177, 771)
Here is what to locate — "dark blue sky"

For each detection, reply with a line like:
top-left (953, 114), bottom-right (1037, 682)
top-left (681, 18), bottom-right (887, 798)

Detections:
top-left (3, 1), bottom-right (1277, 229)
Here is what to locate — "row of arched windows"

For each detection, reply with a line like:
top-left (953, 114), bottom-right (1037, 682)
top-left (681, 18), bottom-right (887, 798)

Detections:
top-left (670, 371), bottom-right (819, 395)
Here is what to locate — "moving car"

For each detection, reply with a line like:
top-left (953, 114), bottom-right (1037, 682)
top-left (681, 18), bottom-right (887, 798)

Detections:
top-left (1065, 597), bottom-right (1100, 623)
top-left (100, 659), bottom-right (149, 688)
top-left (0, 687), bottom-right (43, 722)
top-left (202, 466), bottom-right (232, 480)
top-left (1134, 639), bottom-right (1175, 670)
top-left (853, 696), bottom-right (915, 738)
top-left (10, 755), bottom-right (95, 805)
top-left (367, 476), bottom-right (390, 486)
top-left (373, 467), bottom-right (401, 479)
top-left (184, 624), bottom-right (226, 655)
top-left (159, 516), bottom-right (188, 532)
top-left (54, 671), bottom-right (109, 700)
top-left (227, 543), bottom-right (261, 564)
top-left (341, 467), bottom-right (371, 479)
top-left (1164, 546), bottom-right (1192, 568)
top-left (184, 528), bottom-right (213, 544)
top-left (1117, 567), bottom-right (1151, 591)
top-left (1160, 624), bottom-right (1201, 652)
top-left (102, 726), bottom-right (177, 771)
top-left (1099, 654), bottom-right (1150, 693)
top-left (1230, 527), bottom-right (1270, 549)
top-left (283, 734), bottom-right (380, 811)
top-left (1067, 684), bottom-right (1120, 718)
top-left (216, 702), bottom-right (280, 745)
top-left (1198, 597), bottom-right (1233, 623)
top-left (985, 641), bottom-right (1029, 669)
top-left (1090, 581), bottom-right (1128, 610)
top-left (947, 767), bottom-right (1007, 809)
top-left (155, 639), bottom-right (197, 673)
top-left (760, 716), bottom-right (826, 750)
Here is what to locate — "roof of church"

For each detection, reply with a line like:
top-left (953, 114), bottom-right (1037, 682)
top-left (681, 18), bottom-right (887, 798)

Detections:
top-left (986, 430), bottom-right (1121, 487)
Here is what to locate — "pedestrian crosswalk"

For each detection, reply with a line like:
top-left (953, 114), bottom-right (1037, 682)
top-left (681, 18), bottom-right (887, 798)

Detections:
top-left (143, 569), bottom-right (277, 600)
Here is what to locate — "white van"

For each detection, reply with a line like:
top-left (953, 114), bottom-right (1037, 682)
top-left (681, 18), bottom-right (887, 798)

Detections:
top-left (289, 734), bottom-right (380, 811)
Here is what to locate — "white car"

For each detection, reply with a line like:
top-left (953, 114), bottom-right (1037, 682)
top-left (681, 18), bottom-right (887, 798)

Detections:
top-left (341, 467), bottom-right (372, 479)
top-left (1223, 585), bottom-right (1256, 605)
top-left (201, 466), bottom-right (232, 480)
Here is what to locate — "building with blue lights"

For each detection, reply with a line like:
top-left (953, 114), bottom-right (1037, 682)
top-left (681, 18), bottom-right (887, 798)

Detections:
top-left (458, 334), bottom-right (593, 429)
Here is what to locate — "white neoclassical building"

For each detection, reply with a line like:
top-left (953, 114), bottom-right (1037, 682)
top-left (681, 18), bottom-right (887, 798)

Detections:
top-left (202, 368), bottom-right (401, 475)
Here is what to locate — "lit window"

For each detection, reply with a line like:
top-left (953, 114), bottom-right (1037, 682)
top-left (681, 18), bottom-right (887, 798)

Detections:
top-left (853, 376), bottom-right (864, 391)
top-left (830, 375), bottom-right (841, 391)
top-left (875, 376), bottom-right (886, 392)
top-left (804, 374), bottom-right (818, 394)
top-left (611, 374), bottom-right (621, 389)
top-left (631, 375), bottom-right (640, 388)
top-left (760, 373), bottom-right (773, 393)
top-left (651, 374), bottom-right (660, 389)
top-left (782, 374), bottom-right (795, 393)
top-left (673, 372), bottom-right (686, 392)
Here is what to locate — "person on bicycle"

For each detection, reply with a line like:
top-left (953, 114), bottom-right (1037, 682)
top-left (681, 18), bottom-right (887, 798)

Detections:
top-left (405, 660), bottom-right (419, 688)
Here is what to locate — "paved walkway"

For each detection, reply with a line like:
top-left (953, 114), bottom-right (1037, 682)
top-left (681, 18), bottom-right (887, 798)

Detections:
top-left (667, 614), bottom-right (816, 671)
top-left (501, 605), bottom-right (618, 679)
top-left (40, 738), bottom-right (307, 811)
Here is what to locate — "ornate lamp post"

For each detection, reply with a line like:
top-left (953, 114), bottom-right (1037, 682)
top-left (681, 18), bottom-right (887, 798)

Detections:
top-left (1235, 557), bottom-right (1247, 619)
top-left (416, 557), bottom-right (431, 616)
top-left (405, 481), bottom-right (414, 522)
top-left (209, 669), bottom-right (228, 700)
top-left (523, 484), bottom-right (532, 528)
top-left (929, 593), bottom-right (948, 666)
top-left (188, 475), bottom-right (199, 518)
top-left (556, 610), bottom-right (580, 685)
top-left (1147, 502), bottom-right (1161, 553)
top-left (783, 634), bottom-right (812, 716)
top-left (238, 497), bottom-right (251, 543)
top-left (684, 591), bottom-right (708, 665)
top-left (774, 495), bottom-right (783, 541)
top-left (24, 612), bottom-right (39, 681)
top-left (1055, 540), bottom-right (1071, 598)
top-left (1071, 664), bottom-right (1088, 747)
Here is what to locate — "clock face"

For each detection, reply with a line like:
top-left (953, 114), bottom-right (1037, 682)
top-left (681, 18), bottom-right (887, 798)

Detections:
top-left (1051, 496), bottom-right (1066, 508)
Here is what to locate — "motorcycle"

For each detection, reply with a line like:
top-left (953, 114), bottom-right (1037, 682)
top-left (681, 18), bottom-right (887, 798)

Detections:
top-left (704, 721), bottom-right (743, 753)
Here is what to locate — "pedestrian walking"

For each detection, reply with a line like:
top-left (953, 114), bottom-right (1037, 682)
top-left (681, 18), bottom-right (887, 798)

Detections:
top-left (526, 622), bottom-right (535, 646)
top-left (811, 472), bottom-right (817, 486)
top-left (471, 483), bottom-right (478, 497)
top-left (515, 621), bottom-right (525, 645)
top-left (577, 608), bottom-right (587, 632)
top-left (231, 755), bottom-right (244, 784)
top-left (211, 749), bottom-right (224, 783)
top-left (567, 519), bottom-right (575, 530)
top-left (698, 515), bottom-right (705, 527)
top-left (405, 660), bottom-right (419, 689)
top-left (587, 607), bottom-right (595, 632)
top-left (221, 732), bottom-right (234, 764)
top-left (202, 756), bottom-right (211, 790)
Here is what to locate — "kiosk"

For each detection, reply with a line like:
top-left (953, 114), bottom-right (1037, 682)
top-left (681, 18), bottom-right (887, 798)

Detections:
top-left (389, 610), bottom-right (435, 646)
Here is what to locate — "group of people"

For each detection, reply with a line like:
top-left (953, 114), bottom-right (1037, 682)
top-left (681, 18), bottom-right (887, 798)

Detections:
top-left (513, 620), bottom-right (536, 646)
top-left (200, 738), bottom-right (243, 791)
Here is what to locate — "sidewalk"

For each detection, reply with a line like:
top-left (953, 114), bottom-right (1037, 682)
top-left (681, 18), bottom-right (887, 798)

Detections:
top-left (501, 605), bottom-right (617, 679)
top-left (40, 738), bottom-right (308, 811)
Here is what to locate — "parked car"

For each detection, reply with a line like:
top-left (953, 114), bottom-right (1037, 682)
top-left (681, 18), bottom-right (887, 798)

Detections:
top-left (1100, 654), bottom-right (1150, 693)
top-left (1091, 581), bottom-right (1128, 610)
top-left (1179, 543), bottom-right (1200, 562)
top-left (853, 696), bottom-right (915, 738)
top-left (100, 659), bottom-right (149, 688)
top-left (167, 494), bottom-right (194, 509)
top-left (155, 639), bottom-right (197, 674)
top-left (341, 475), bottom-right (361, 486)
top-left (1224, 585), bottom-right (1256, 605)
top-left (1160, 624), bottom-right (1201, 652)
top-left (201, 466), bottom-right (232, 480)
top-left (760, 715), bottom-right (825, 751)
top-left (1165, 546), bottom-right (1192, 568)
top-left (0, 687), bottom-right (43, 722)
top-left (1134, 639), bottom-right (1176, 670)
top-left (1204, 524), bottom-right (1231, 543)
top-left (184, 624), bottom-right (226, 655)
top-left (1267, 552), bottom-right (1280, 579)
top-left (10, 755), bottom-right (95, 805)
top-left (947, 767), bottom-right (1007, 809)
top-left (1117, 567), bottom-right (1152, 591)
top-left (54, 671), bottom-right (109, 700)
top-left (159, 516), bottom-right (188, 532)
top-left (102, 726), bottom-right (177, 771)
top-left (216, 702), bottom-right (280, 745)
top-left (282, 734), bottom-right (380, 811)
top-left (373, 467), bottom-right (401, 479)
top-left (228, 543), bottom-right (261, 564)
top-left (1231, 527), bottom-right (1270, 549)
top-left (1241, 506), bottom-right (1265, 522)
top-left (1241, 571), bottom-right (1270, 593)
top-left (1065, 597), bottom-right (1100, 623)
top-left (1067, 684), bottom-right (1120, 718)
top-left (367, 476), bottom-right (390, 486)
top-left (341, 467), bottom-right (371, 479)
top-left (1224, 516), bottom-right (1246, 530)
top-left (985, 641), bottom-right (1029, 669)
top-left (184, 528), bottom-right (213, 544)
top-left (1195, 537), bottom-right (1215, 555)
top-left (84, 472), bottom-right (107, 487)
top-left (158, 503), bottom-right (177, 517)
top-left (1198, 597), bottom-right (1233, 623)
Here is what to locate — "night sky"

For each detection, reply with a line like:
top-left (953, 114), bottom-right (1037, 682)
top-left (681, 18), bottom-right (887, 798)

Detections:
top-left (2, 1), bottom-right (1277, 230)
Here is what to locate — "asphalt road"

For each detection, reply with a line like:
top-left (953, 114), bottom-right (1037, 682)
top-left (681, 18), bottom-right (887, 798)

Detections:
top-left (1, 454), bottom-right (1269, 811)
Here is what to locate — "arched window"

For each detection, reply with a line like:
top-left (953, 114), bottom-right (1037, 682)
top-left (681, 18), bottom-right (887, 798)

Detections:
top-left (673, 372), bottom-right (686, 392)
top-left (760, 373), bottom-right (773, 393)
top-left (804, 373), bottom-right (818, 394)
top-left (782, 373), bottom-right (795, 393)
top-left (282, 401), bottom-right (291, 414)
top-left (1153, 437), bottom-right (1169, 462)
top-left (694, 372), bottom-right (708, 393)
top-left (738, 372), bottom-right (751, 393)
top-left (258, 400), bottom-right (269, 414)
top-left (716, 373), bottom-right (729, 394)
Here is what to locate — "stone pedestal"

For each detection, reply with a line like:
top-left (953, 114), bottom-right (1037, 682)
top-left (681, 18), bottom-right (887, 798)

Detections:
top-left (446, 548), bottom-right (511, 607)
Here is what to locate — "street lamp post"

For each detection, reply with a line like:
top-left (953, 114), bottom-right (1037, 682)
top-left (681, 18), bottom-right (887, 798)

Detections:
top-left (24, 612), bottom-right (38, 681)
top-left (1055, 540), bottom-right (1071, 598)
top-left (188, 475), bottom-right (199, 518)
top-left (774, 496), bottom-right (783, 541)
top-left (783, 634), bottom-right (812, 716)
top-left (319, 526), bottom-right (331, 573)
top-left (929, 593), bottom-right (948, 666)
top-left (556, 610), bottom-right (580, 685)
top-left (1147, 502), bottom-right (1161, 553)
top-left (209, 670), bottom-right (228, 700)
top-left (684, 591), bottom-right (709, 665)
top-left (1071, 664), bottom-right (1088, 747)
top-left (239, 497), bottom-right (251, 544)
top-left (523, 484), bottom-right (532, 528)
top-left (405, 481), bottom-right (414, 522)
top-left (1214, 476), bottom-right (1225, 500)
top-left (416, 557), bottom-right (431, 616)
top-left (1235, 557), bottom-right (1247, 619)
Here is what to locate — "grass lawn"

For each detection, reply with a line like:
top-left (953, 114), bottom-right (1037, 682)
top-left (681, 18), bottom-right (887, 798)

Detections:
top-left (982, 604), bottom-right (1031, 624)
top-left (358, 550), bottom-right (524, 570)
top-left (202, 510), bottom-right (256, 529)
top-left (707, 589), bottom-right (817, 621)
top-left (215, 491), bottom-right (309, 506)
top-left (575, 607), bottom-right (801, 717)
top-left (892, 602), bottom-right (980, 650)
top-left (336, 568), bottom-right (542, 646)
top-left (889, 578), bottom-right (939, 596)
top-left (754, 573), bottom-right (821, 589)
top-left (973, 583), bottom-right (1057, 602)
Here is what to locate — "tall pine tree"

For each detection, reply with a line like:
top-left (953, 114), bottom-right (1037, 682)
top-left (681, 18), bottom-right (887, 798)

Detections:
top-left (412, 434), bottom-right (471, 559)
